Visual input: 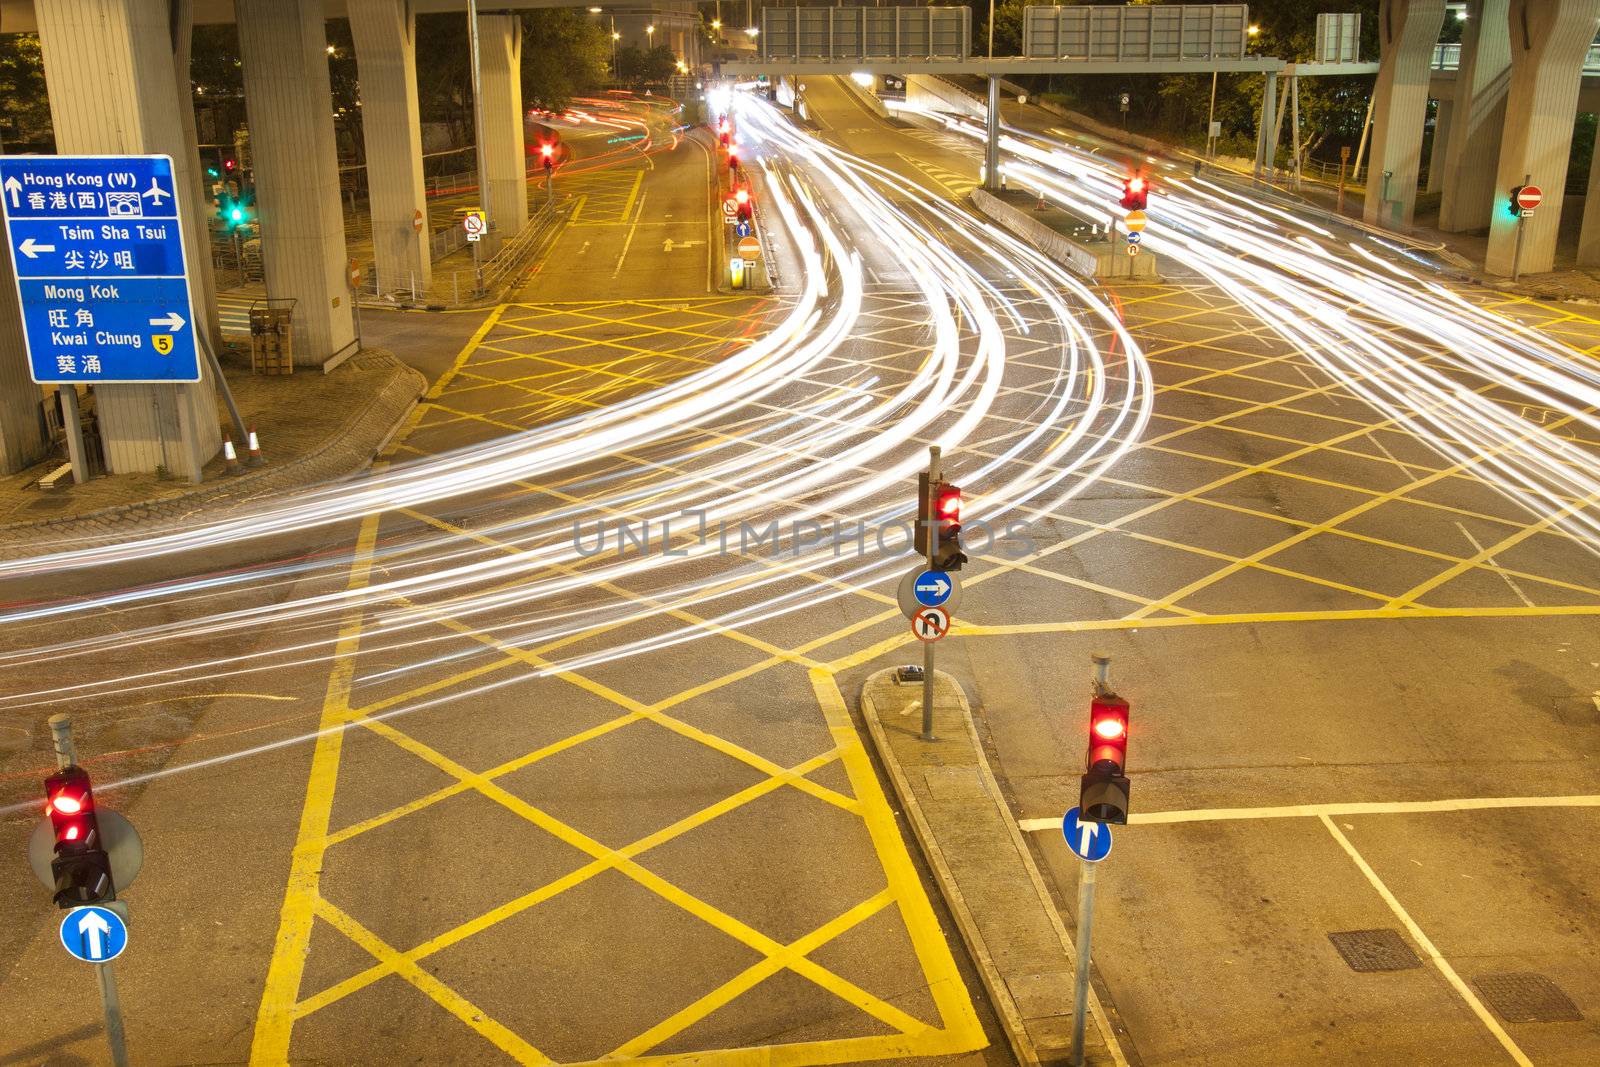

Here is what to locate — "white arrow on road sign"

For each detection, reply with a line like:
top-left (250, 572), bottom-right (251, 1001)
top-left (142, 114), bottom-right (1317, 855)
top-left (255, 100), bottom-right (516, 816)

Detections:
top-left (917, 575), bottom-right (950, 599)
top-left (3, 175), bottom-right (19, 208)
top-left (79, 910), bottom-right (110, 958)
top-left (1061, 805), bottom-right (1112, 862)
top-left (1075, 819), bottom-right (1101, 856)
top-left (18, 237), bottom-right (56, 258)
top-left (663, 239), bottom-right (704, 252)
top-left (147, 311), bottom-right (187, 331)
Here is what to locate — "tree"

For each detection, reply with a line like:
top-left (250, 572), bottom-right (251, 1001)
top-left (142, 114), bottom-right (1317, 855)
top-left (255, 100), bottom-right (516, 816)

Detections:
top-left (615, 43), bottom-right (677, 87)
top-left (0, 33), bottom-right (53, 150)
top-left (521, 9), bottom-right (609, 111)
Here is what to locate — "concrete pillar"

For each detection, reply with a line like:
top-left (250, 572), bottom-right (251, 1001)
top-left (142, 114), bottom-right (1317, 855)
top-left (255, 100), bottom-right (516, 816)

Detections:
top-left (173, 0), bottom-right (223, 353)
top-left (1426, 98), bottom-right (1452, 193)
top-left (349, 0), bottom-right (432, 294)
top-left (1253, 71), bottom-right (1278, 180)
top-left (477, 12), bottom-right (528, 249)
top-left (1485, 0), bottom-right (1600, 277)
top-left (1580, 136), bottom-right (1600, 264)
top-left (984, 76), bottom-right (1001, 192)
top-left (1439, 0), bottom-right (1511, 231)
top-left (35, 0), bottom-right (221, 480)
top-left (236, 0), bottom-right (356, 365)
top-left (1364, 0), bottom-right (1448, 228)
top-left (0, 133), bottom-right (48, 475)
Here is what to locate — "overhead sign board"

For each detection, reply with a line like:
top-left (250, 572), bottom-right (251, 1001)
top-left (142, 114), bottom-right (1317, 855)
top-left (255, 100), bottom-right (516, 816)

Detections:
top-left (761, 6), bottom-right (971, 62)
top-left (1314, 13), bottom-right (1362, 64)
top-left (1022, 4), bottom-right (1249, 61)
top-left (0, 154), bottom-right (199, 384)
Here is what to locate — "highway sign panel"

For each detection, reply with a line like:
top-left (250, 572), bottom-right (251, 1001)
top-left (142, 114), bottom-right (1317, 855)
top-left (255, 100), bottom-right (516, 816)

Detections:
top-left (0, 154), bottom-right (199, 384)
top-left (60, 905), bottom-right (128, 963)
top-left (1123, 210), bottom-right (1147, 232)
top-left (737, 236), bottom-right (761, 258)
top-left (1061, 806), bottom-right (1112, 862)
top-left (912, 568), bottom-right (954, 607)
top-left (1516, 185), bottom-right (1543, 210)
top-left (911, 605), bottom-right (951, 642)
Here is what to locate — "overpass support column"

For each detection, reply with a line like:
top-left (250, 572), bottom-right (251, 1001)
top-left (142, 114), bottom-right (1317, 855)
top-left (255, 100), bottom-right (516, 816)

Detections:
top-left (1426, 99), bottom-right (1451, 193)
top-left (236, 0), bottom-right (356, 365)
top-left (35, 0), bottom-right (221, 480)
top-left (1364, 0), bottom-right (1448, 228)
top-left (350, 0), bottom-right (431, 294)
top-left (984, 77), bottom-right (1001, 192)
top-left (1485, 0), bottom-right (1600, 276)
top-left (0, 133), bottom-right (46, 475)
top-left (1439, 0), bottom-right (1511, 231)
top-left (477, 13), bottom-right (528, 251)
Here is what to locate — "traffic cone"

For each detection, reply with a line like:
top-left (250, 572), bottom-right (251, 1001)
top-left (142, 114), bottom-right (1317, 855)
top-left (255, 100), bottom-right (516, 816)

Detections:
top-left (223, 436), bottom-right (242, 475)
top-left (247, 426), bottom-right (264, 465)
top-left (1036, 191), bottom-right (1048, 211)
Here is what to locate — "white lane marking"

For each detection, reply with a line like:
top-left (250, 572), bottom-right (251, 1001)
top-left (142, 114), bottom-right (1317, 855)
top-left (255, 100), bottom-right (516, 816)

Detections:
top-left (611, 189), bottom-right (647, 278)
top-left (1455, 521), bottom-right (1536, 608)
top-left (1017, 792), bottom-right (1600, 832)
top-left (1319, 815), bottom-right (1533, 1067)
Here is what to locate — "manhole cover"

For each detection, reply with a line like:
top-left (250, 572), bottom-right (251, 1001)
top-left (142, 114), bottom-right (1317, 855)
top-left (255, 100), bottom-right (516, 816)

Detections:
top-left (1327, 929), bottom-right (1421, 972)
top-left (1472, 973), bottom-right (1583, 1023)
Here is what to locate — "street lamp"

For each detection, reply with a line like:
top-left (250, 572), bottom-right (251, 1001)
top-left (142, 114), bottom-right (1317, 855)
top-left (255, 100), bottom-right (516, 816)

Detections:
top-left (1247, 24), bottom-right (1260, 37)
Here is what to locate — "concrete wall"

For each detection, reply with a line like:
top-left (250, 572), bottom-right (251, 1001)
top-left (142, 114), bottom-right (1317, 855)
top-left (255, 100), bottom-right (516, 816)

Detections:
top-left (971, 189), bottom-right (1157, 281)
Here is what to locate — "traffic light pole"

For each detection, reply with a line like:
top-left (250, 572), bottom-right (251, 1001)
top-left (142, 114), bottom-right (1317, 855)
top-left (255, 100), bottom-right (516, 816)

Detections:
top-left (1512, 172), bottom-right (1531, 283)
top-left (921, 444), bottom-right (942, 741)
top-left (49, 715), bottom-right (130, 1067)
top-left (1070, 653), bottom-right (1112, 1067)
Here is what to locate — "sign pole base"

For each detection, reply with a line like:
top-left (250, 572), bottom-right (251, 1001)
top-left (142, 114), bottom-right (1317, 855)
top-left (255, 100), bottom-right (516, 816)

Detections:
top-left (96, 960), bottom-right (130, 1067)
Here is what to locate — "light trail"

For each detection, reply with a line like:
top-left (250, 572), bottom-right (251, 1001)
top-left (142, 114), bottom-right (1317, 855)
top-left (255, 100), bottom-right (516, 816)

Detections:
top-left (0, 89), bottom-right (1151, 767)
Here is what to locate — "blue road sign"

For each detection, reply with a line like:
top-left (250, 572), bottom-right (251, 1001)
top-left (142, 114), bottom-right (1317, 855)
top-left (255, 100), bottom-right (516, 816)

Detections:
top-left (1061, 806), bottom-right (1112, 863)
top-left (913, 568), bottom-right (954, 608)
top-left (59, 905), bottom-right (128, 963)
top-left (736, 219), bottom-right (753, 238)
top-left (0, 154), bottom-right (199, 384)
top-left (1126, 232), bottom-right (1143, 244)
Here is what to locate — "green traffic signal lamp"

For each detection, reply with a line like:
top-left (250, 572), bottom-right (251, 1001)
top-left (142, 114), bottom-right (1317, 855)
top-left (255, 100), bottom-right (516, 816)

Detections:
top-left (229, 205), bottom-right (246, 225)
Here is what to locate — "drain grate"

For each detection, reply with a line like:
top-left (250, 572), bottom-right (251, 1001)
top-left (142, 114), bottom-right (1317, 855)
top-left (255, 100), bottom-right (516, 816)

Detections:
top-left (1327, 929), bottom-right (1422, 972)
top-left (1472, 973), bottom-right (1583, 1024)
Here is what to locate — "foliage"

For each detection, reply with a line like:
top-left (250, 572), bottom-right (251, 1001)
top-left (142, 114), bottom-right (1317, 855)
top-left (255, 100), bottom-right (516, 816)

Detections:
top-left (615, 44), bottom-right (679, 87)
top-left (521, 9), bottom-right (610, 111)
top-left (0, 33), bottom-right (52, 149)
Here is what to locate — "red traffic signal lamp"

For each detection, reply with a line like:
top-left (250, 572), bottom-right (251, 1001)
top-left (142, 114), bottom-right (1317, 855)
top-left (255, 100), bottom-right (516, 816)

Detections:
top-left (734, 185), bottom-right (753, 222)
top-left (915, 476), bottom-right (968, 571)
top-left (44, 766), bottom-right (115, 907)
top-left (718, 117), bottom-right (731, 146)
top-left (1120, 174), bottom-right (1148, 211)
top-left (1079, 694), bottom-right (1130, 824)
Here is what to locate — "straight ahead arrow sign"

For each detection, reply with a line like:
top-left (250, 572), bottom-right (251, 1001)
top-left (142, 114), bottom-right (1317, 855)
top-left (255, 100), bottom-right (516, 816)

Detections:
top-left (77, 910), bottom-right (110, 959)
top-left (18, 237), bottom-right (56, 258)
top-left (148, 311), bottom-right (187, 331)
top-left (3, 175), bottom-right (20, 209)
top-left (1077, 820), bottom-right (1100, 856)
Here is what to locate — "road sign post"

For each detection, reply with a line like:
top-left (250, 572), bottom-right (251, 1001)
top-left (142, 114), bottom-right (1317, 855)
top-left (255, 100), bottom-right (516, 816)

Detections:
top-left (42, 715), bottom-right (131, 1067)
top-left (1510, 177), bottom-right (1541, 282)
top-left (921, 445), bottom-right (942, 740)
top-left (0, 154), bottom-right (200, 385)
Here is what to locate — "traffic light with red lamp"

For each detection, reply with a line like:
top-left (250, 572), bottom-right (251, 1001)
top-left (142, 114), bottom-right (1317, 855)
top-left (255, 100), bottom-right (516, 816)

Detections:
top-left (727, 140), bottom-right (741, 175)
top-left (1120, 174), bottom-right (1148, 211)
top-left (915, 475), bottom-right (968, 571)
top-left (44, 765), bottom-right (116, 907)
top-left (1079, 692), bottom-right (1130, 825)
top-left (540, 142), bottom-right (555, 171)
top-left (718, 117), bottom-right (732, 146)
top-left (733, 185), bottom-right (753, 224)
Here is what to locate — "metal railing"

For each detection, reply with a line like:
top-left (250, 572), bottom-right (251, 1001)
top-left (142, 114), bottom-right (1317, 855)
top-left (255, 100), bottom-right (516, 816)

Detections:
top-left (1432, 41), bottom-right (1600, 73)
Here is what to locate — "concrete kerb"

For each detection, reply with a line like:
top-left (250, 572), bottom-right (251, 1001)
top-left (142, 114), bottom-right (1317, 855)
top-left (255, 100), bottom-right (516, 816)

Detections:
top-left (858, 666), bottom-right (1128, 1066)
top-left (0, 354), bottom-right (426, 545)
top-left (971, 188), bottom-right (1158, 284)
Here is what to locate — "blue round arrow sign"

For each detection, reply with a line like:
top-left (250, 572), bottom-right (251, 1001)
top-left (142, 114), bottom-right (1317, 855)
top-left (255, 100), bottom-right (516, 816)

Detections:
top-left (1061, 806), bottom-right (1112, 862)
top-left (912, 569), bottom-right (953, 607)
top-left (60, 905), bottom-right (128, 963)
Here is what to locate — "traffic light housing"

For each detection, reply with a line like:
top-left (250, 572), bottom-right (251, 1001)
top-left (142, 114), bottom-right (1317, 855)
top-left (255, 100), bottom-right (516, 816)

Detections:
top-left (1079, 694), bottom-right (1130, 824)
top-left (734, 185), bottom-right (753, 223)
top-left (1120, 174), bottom-right (1148, 211)
top-left (540, 142), bottom-right (555, 171)
top-left (44, 766), bottom-right (115, 907)
top-left (915, 475), bottom-right (968, 571)
top-left (1508, 185), bottom-right (1525, 217)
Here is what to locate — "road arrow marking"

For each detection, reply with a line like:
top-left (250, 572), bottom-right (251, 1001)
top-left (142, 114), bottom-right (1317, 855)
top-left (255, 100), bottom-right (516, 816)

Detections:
top-left (78, 910), bottom-right (110, 959)
top-left (18, 237), bottom-right (56, 258)
top-left (662, 239), bottom-right (704, 252)
top-left (3, 176), bottom-right (20, 209)
top-left (148, 311), bottom-right (187, 331)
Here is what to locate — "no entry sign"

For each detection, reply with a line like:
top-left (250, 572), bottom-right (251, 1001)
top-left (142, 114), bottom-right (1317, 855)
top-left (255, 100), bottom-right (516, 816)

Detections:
top-left (1515, 185), bottom-right (1543, 211)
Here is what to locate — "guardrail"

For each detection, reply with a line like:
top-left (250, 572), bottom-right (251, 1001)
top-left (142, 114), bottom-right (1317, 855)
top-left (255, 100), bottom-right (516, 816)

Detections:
top-left (1431, 41), bottom-right (1600, 73)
